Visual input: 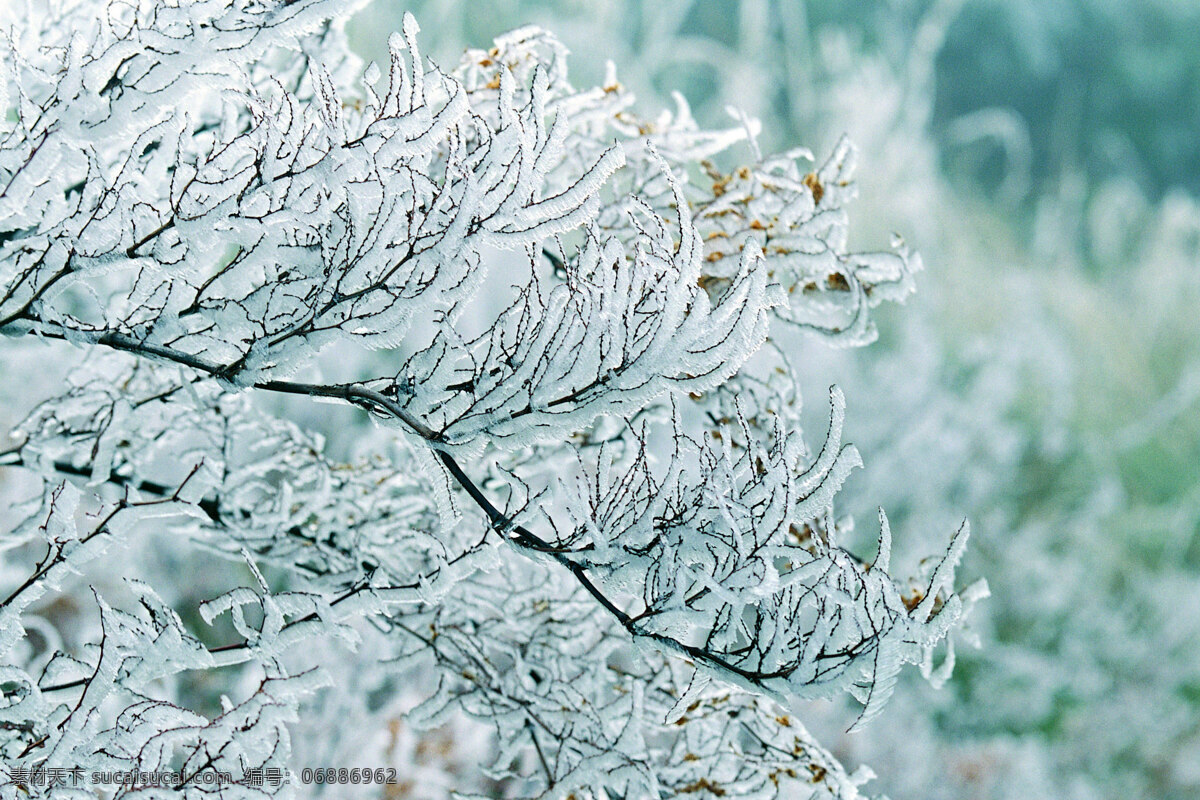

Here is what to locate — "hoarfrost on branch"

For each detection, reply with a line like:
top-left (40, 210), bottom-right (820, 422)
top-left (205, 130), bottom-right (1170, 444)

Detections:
top-left (0, 1), bottom-right (984, 797)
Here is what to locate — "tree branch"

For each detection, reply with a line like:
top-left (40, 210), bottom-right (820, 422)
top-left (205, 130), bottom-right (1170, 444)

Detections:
top-left (3, 318), bottom-right (798, 684)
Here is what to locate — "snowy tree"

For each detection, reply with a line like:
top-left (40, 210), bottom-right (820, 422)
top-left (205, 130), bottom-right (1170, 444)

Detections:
top-left (0, 1), bottom-right (985, 797)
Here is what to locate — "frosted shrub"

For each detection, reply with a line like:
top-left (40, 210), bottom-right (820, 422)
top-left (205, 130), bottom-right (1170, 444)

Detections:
top-left (0, 1), bottom-right (983, 796)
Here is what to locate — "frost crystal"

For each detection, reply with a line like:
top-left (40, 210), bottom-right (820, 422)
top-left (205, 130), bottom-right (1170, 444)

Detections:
top-left (0, 2), bottom-right (980, 797)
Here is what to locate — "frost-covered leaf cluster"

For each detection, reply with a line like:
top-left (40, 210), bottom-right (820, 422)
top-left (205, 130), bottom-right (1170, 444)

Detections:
top-left (0, 1), bottom-right (981, 797)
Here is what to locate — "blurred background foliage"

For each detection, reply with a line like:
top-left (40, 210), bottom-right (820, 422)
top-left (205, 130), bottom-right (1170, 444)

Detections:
top-left (343, 1), bottom-right (1200, 798)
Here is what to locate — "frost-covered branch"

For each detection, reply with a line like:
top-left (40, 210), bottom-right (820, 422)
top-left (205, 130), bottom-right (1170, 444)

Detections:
top-left (0, 2), bottom-right (981, 797)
